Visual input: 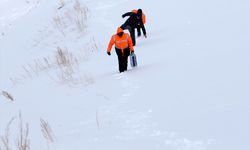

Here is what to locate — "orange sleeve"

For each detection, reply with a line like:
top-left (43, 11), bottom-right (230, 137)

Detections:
top-left (128, 36), bottom-right (134, 52)
top-left (142, 14), bottom-right (146, 24)
top-left (107, 35), bottom-right (115, 52)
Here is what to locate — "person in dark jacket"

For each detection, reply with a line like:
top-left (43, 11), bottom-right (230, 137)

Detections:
top-left (120, 9), bottom-right (147, 46)
top-left (131, 9), bottom-right (147, 37)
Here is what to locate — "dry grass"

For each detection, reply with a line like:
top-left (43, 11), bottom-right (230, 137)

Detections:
top-left (52, 0), bottom-right (89, 35)
top-left (96, 110), bottom-right (101, 130)
top-left (52, 15), bottom-right (66, 36)
top-left (56, 47), bottom-right (75, 67)
top-left (58, 0), bottom-right (65, 9)
top-left (8, 1), bottom-right (95, 86)
top-left (40, 119), bottom-right (54, 143)
top-left (0, 114), bottom-right (30, 150)
top-left (48, 46), bottom-right (94, 86)
top-left (74, 0), bottom-right (88, 32)
top-left (1, 91), bottom-right (14, 102)
top-left (55, 47), bottom-right (80, 85)
top-left (17, 113), bottom-right (30, 150)
top-left (9, 45), bottom-right (96, 87)
top-left (0, 117), bottom-right (16, 150)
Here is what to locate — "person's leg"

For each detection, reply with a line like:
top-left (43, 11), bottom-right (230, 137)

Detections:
top-left (120, 57), bottom-right (126, 72)
top-left (129, 27), bottom-right (136, 46)
top-left (137, 26), bottom-right (141, 37)
top-left (115, 48), bottom-right (124, 73)
top-left (123, 48), bottom-right (130, 71)
top-left (124, 25), bottom-right (136, 46)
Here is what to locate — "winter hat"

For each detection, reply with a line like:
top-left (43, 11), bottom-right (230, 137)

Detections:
top-left (137, 9), bottom-right (142, 15)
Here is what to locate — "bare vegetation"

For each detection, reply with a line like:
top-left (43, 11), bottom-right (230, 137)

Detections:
top-left (9, 1), bottom-right (97, 87)
top-left (54, 47), bottom-right (94, 86)
top-left (58, 0), bottom-right (65, 9)
top-left (1, 91), bottom-right (14, 102)
top-left (52, 15), bottom-right (66, 36)
top-left (9, 43), bottom-right (97, 86)
top-left (73, 0), bottom-right (88, 32)
top-left (53, 0), bottom-right (89, 35)
top-left (0, 117), bottom-right (16, 150)
top-left (17, 113), bottom-right (30, 150)
top-left (40, 119), bottom-right (54, 143)
top-left (96, 110), bottom-right (101, 130)
top-left (0, 114), bottom-right (30, 150)
top-left (0, 115), bottom-right (58, 150)
top-left (56, 47), bottom-right (75, 67)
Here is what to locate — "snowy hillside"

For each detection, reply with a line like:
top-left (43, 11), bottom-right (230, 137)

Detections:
top-left (0, 0), bottom-right (250, 150)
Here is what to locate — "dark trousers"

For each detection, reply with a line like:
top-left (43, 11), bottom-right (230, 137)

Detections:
top-left (136, 26), bottom-right (141, 37)
top-left (115, 47), bottom-right (130, 73)
top-left (120, 24), bottom-right (136, 46)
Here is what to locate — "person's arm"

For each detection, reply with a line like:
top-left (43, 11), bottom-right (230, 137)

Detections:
top-left (122, 12), bottom-right (133, 18)
top-left (141, 24), bottom-right (147, 37)
top-left (107, 36), bottom-right (115, 53)
top-left (139, 19), bottom-right (147, 37)
top-left (128, 35), bottom-right (134, 52)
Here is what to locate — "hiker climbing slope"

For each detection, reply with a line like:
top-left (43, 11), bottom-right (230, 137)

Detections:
top-left (132, 9), bottom-right (146, 37)
top-left (107, 27), bottom-right (134, 73)
top-left (121, 9), bottom-right (147, 46)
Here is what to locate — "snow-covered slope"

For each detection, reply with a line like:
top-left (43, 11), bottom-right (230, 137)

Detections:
top-left (1, 0), bottom-right (250, 150)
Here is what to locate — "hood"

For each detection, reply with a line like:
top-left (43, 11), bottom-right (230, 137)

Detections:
top-left (117, 27), bottom-right (124, 34)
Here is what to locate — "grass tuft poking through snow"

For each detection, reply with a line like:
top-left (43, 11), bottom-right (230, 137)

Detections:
top-left (54, 47), bottom-right (94, 86)
top-left (40, 118), bottom-right (54, 143)
top-left (40, 118), bottom-right (54, 150)
top-left (17, 113), bottom-right (30, 150)
top-left (57, 0), bottom-right (65, 10)
top-left (0, 114), bottom-right (30, 150)
top-left (1, 91), bottom-right (14, 102)
top-left (0, 117), bottom-right (16, 150)
top-left (52, 0), bottom-right (89, 36)
top-left (9, 44), bottom-right (96, 87)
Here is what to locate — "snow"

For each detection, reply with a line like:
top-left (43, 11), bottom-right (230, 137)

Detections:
top-left (0, 0), bottom-right (250, 150)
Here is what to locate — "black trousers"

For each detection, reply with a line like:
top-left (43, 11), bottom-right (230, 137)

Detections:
top-left (115, 47), bottom-right (130, 73)
top-left (120, 24), bottom-right (136, 46)
top-left (136, 24), bottom-right (146, 37)
top-left (136, 26), bottom-right (142, 37)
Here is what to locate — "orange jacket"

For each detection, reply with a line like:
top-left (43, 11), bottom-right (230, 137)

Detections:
top-left (132, 9), bottom-right (146, 24)
top-left (107, 28), bottom-right (134, 53)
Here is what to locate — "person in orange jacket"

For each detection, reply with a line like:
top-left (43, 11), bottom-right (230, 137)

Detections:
top-left (107, 27), bottom-right (134, 73)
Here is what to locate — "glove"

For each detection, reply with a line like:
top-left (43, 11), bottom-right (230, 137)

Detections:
top-left (122, 14), bottom-right (125, 18)
top-left (131, 51), bottom-right (134, 54)
top-left (107, 52), bottom-right (111, 55)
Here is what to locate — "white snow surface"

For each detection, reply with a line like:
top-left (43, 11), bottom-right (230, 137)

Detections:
top-left (0, 0), bottom-right (250, 150)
